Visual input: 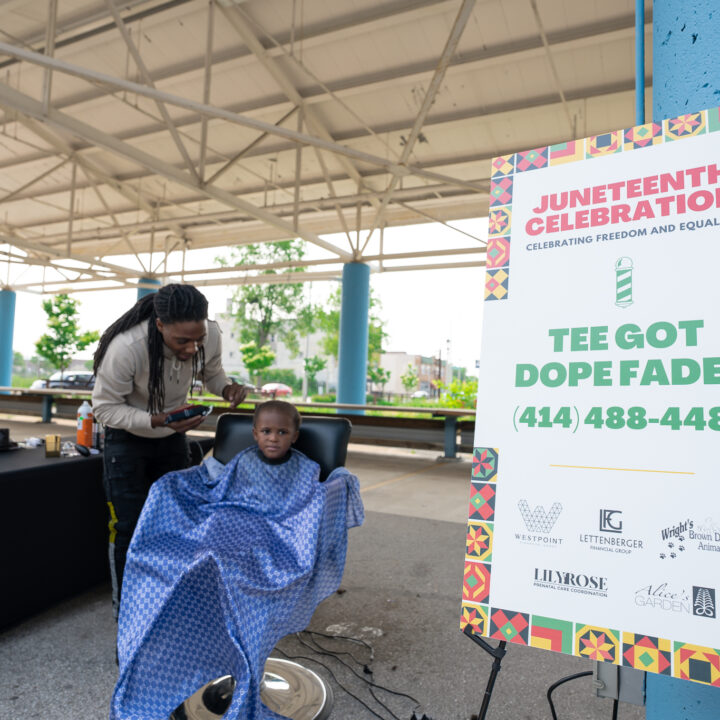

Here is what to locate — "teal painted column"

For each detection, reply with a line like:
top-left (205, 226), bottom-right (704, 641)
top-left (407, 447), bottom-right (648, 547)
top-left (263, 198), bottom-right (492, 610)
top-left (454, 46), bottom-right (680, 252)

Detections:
top-left (653, 0), bottom-right (720, 121)
top-left (337, 262), bottom-right (369, 413)
top-left (648, 675), bottom-right (719, 719)
top-left (0, 289), bottom-right (16, 388)
top-left (137, 276), bottom-right (161, 300)
top-left (649, 1), bottom-right (720, 718)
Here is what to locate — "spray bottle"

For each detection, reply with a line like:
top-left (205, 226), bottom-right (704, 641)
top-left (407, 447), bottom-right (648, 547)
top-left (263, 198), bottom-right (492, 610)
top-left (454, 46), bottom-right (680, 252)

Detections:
top-left (77, 399), bottom-right (94, 447)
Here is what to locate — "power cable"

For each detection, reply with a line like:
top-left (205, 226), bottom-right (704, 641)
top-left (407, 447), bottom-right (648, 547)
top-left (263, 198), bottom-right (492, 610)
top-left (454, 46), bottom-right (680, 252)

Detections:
top-left (273, 646), bottom-right (389, 720)
top-left (294, 632), bottom-right (420, 719)
top-left (274, 629), bottom-right (425, 719)
top-left (547, 671), bottom-right (593, 719)
top-left (298, 631), bottom-right (421, 707)
top-left (546, 670), bottom-right (621, 720)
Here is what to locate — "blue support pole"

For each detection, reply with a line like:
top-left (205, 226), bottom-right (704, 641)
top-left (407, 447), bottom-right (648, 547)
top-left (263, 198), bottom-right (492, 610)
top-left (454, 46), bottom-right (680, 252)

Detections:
top-left (648, 674), bottom-right (719, 719)
top-left (649, 2), bottom-right (720, 718)
top-left (137, 276), bottom-right (161, 300)
top-left (0, 289), bottom-right (16, 389)
top-left (41, 395), bottom-right (53, 423)
top-left (652, 0), bottom-right (720, 122)
top-left (337, 262), bottom-right (370, 413)
top-left (443, 415), bottom-right (458, 459)
top-left (635, 0), bottom-right (645, 125)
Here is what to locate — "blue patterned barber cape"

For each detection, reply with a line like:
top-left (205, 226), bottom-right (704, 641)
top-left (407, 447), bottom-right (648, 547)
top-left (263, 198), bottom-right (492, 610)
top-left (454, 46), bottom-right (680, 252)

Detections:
top-left (110, 446), bottom-right (364, 720)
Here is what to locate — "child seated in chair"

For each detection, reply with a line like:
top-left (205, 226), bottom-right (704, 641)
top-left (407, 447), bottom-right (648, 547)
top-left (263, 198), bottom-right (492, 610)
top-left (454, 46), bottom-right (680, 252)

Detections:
top-left (251, 400), bottom-right (300, 464)
top-left (111, 400), bottom-right (364, 720)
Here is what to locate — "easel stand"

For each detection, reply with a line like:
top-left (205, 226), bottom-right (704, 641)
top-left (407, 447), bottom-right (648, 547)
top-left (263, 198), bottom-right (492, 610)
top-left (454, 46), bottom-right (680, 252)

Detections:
top-left (462, 625), bottom-right (507, 720)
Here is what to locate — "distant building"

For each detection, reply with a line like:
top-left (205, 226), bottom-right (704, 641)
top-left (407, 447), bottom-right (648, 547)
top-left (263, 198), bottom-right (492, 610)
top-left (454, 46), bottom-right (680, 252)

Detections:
top-left (214, 312), bottom-right (337, 390)
top-left (214, 310), bottom-right (462, 398)
top-left (379, 351), bottom-right (457, 397)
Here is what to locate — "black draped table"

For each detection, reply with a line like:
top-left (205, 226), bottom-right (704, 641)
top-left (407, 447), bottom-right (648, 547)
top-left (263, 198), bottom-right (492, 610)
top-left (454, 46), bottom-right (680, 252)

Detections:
top-left (0, 435), bottom-right (213, 631)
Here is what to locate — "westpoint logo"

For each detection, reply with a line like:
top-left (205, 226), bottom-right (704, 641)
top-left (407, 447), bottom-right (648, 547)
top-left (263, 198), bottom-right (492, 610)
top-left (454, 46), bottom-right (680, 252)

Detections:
top-left (515, 500), bottom-right (563, 547)
top-left (518, 499), bottom-right (562, 533)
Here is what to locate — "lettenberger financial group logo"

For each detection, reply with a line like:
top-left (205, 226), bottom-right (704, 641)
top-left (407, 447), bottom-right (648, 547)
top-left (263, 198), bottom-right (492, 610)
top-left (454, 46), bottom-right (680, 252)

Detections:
top-left (635, 583), bottom-right (716, 619)
top-left (579, 509), bottom-right (644, 555)
top-left (516, 499), bottom-right (563, 547)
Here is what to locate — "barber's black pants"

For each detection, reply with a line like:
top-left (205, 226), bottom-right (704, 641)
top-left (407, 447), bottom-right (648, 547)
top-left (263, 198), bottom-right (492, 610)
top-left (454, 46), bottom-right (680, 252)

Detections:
top-left (102, 428), bottom-right (189, 619)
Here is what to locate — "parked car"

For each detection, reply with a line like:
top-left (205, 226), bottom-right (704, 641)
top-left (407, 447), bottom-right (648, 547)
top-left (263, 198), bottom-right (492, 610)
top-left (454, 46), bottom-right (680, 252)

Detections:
top-left (227, 375), bottom-right (260, 395)
top-left (260, 382), bottom-right (293, 398)
top-left (411, 389), bottom-right (429, 399)
top-left (31, 371), bottom-right (95, 390)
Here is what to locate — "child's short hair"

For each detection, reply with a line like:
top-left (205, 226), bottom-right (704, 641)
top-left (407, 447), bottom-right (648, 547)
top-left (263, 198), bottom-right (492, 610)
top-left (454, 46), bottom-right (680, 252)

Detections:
top-left (253, 400), bottom-right (302, 431)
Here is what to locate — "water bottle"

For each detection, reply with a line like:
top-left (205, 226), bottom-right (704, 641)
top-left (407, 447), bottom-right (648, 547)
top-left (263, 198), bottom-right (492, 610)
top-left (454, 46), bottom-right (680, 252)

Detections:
top-left (77, 400), bottom-right (93, 447)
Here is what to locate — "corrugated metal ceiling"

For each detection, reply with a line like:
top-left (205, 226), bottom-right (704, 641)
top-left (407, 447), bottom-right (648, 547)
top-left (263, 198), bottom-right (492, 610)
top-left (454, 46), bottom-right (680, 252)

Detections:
top-left (0, 0), bottom-right (651, 291)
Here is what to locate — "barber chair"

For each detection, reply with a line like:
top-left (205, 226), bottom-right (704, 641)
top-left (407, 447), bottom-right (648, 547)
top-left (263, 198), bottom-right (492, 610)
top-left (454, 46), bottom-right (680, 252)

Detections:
top-left (170, 412), bottom-right (352, 720)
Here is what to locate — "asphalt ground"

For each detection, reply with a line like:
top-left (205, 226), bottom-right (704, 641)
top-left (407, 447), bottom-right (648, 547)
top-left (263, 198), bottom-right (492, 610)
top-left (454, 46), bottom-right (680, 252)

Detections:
top-left (0, 415), bottom-right (646, 720)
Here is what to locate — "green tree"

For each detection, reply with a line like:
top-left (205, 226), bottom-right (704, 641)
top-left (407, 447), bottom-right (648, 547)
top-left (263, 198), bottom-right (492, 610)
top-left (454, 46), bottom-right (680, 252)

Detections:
top-left (239, 342), bottom-right (275, 386)
top-left (28, 354), bottom-right (53, 377)
top-left (436, 376), bottom-right (478, 409)
top-left (304, 355), bottom-right (326, 387)
top-left (219, 240), bottom-right (310, 355)
top-left (12, 351), bottom-right (25, 375)
top-left (367, 364), bottom-right (390, 394)
top-left (315, 288), bottom-right (388, 363)
top-left (35, 294), bottom-right (99, 378)
top-left (400, 363), bottom-right (419, 393)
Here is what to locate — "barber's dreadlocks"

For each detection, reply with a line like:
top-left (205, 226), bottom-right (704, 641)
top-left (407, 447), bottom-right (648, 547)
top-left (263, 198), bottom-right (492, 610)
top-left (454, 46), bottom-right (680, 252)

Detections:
top-left (94, 284), bottom-right (208, 414)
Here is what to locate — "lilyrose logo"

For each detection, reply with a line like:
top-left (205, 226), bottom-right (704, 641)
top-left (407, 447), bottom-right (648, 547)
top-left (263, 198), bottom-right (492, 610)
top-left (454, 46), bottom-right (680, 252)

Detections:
top-left (533, 568), bottom-right (608, 598)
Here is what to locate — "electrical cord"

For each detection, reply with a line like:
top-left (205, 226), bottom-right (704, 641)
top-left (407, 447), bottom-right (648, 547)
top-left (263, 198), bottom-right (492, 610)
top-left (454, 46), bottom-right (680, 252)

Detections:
top-left (295, 631), bottom-right (422, 718)
top-left (546, 671), bottom-right (620, 720)
top-left (305, 629), bottom-right (375, 665)
top-left (273, 646), bottom-right (389, 720)
top-left (275, 630), bottom-right (424, 719)
top-left (299, 632), bottom-right (420, 706)
top-left (546, 670), bottom-right (593, 720)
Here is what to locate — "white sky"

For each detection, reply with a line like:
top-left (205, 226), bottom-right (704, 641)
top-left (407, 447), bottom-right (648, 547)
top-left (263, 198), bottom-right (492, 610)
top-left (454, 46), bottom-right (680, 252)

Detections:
top-left (9, 218), bottom-right (486, 375)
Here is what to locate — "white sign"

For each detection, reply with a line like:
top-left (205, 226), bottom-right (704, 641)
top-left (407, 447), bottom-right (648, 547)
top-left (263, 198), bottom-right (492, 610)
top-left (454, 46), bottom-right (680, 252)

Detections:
top-left (461, 108), bottom-right (720, 687)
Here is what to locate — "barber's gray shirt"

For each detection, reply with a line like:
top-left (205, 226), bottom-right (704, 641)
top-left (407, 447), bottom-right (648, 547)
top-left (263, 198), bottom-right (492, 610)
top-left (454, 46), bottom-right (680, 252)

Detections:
top-left (92, 319), bottom-right (229, 438)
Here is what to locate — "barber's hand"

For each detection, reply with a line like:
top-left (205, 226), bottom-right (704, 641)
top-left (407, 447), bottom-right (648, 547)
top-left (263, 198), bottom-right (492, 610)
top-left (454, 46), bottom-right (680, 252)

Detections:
top-left (222, 381), bottom-right (248, 409)
top-left (150, 412), bottom-right (206, 433)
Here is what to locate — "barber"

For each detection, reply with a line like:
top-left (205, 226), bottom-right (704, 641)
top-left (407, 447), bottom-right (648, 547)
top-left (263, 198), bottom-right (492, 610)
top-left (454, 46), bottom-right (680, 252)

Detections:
top-left (92, 283), bottom-right (247, 617)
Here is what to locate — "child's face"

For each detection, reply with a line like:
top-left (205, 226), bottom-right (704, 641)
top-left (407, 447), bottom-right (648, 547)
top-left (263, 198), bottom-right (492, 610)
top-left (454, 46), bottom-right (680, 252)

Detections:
top-left (252, 408), bottom-right (299, 459)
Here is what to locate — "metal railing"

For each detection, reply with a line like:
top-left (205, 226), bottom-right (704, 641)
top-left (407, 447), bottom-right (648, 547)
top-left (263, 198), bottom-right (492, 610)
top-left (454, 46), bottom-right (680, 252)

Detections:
top-left (0, 387), bottom-right (475, 458)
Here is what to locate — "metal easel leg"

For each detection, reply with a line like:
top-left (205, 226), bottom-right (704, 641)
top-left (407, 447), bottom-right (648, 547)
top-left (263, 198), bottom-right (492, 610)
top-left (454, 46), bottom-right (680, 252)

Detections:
top-left (463, 625), bottom-right (507, 720)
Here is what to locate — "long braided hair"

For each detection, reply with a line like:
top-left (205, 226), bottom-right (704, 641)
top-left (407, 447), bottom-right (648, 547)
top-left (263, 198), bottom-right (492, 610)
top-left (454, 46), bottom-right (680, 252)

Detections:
top-left (94, 284), bottom-right (208, 414)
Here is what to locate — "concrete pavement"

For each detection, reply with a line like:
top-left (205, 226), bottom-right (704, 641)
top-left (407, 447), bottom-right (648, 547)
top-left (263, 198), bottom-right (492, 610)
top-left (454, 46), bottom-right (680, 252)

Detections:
top-left (0, 416), bottom-right (645, 719)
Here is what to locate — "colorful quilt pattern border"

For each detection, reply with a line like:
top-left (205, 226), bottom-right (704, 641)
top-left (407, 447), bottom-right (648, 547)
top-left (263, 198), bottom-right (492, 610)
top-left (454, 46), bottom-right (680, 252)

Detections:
top-left (473, 106), bottom-right (720, 684)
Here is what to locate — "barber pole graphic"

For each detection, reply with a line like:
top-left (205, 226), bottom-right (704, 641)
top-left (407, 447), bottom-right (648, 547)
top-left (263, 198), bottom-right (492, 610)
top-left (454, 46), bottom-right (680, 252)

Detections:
top-left (615, 257), bottom-right (633, 308)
